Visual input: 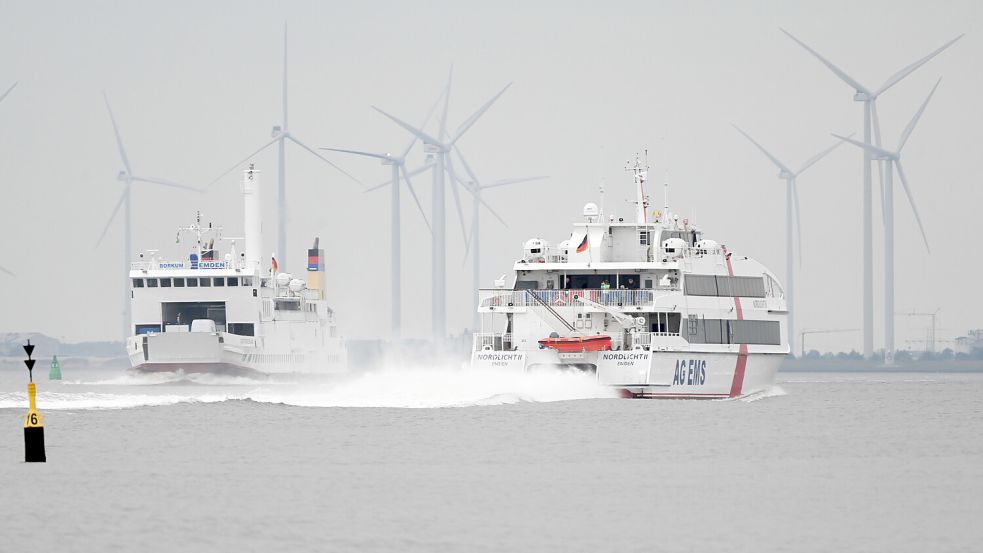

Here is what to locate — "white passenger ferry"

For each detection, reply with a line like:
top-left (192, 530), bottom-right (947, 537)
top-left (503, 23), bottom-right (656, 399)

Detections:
top-left (126, 165), bottom-right (347, 375)
top-left (471, 155), bottom-right (788, 398)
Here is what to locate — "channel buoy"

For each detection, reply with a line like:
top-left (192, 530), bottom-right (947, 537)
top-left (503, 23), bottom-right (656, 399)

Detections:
top-left (22, 340), bottom-right (46, 463)
top-left (49, 355), bottom-right (61, 380)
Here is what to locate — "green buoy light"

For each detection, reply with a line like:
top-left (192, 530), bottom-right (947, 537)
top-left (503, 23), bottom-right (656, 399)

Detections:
top-left (49, 355), bottom-right (61, 381)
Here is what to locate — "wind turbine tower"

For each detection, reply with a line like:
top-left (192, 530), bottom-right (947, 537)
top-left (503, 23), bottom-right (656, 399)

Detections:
top-left (834, 79), bottom-right (939, 364)
top-left (210, 24), bottom-right (361, 270)
top-left (373, 73), bottom-right (512, 338)
top-left (782, 29), bottom-right (961, 359)
top-left (453, 148), bottom-right (548, 330)
top-left (320, 94), bottom-right (442, 339)
top-left (98, 93), bottom-right (199, 340)
top-left (0, 82), bottom-right (17, 276)
top-left (732, 125), bottom-right (849, 355)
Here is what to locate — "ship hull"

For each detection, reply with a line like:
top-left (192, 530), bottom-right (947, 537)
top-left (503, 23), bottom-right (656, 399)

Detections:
top-left (471, 348), bottom-right (784, 399)
top-left (126, 332), bottom-right (347, 375)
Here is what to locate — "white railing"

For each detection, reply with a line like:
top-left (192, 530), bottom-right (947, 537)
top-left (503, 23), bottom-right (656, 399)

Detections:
top-left (478, 289), bottom-right (658, 309)
top-left (473, 332), bottom-right (513, 352)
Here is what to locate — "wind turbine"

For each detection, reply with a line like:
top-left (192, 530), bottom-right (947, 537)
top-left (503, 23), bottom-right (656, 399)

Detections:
top-left (452, 147), bottom-right (548, 329)
top-left (0, 82), bottom-right (17, 276)
top-left (732, 125), bottom-right (850, 356)
top-left (833, 78), bottom-right (939, 365)
top-left (372, 74), bottom-right (512, 338)
top-left (320, 92), bottom-right (445, 339)
top-left (98, 92), bottom-right (199, 340)
top-left (781, 28), bottom-right (961, 359)
top-left (209, 23), bottom-right (361, 270)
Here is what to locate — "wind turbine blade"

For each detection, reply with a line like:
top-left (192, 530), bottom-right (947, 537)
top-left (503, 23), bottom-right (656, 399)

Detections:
top-left (372, 106), bottom-right (444, 147)
top-left (452, 149), bottom-right (508, 227)
top-left (731, 124), bottom-right (793, 174)
top-left (874, 34), bottom-right (963, 97)
top-left (439, 65), bottom-right (453, 142)
top-left (894, 160), bottom-right (930, 253)
top-left (95, 188), bottom-right (127, 248)
top-left (871, 100), bottom-right (884, 147)
top-left (444, 155), bottom-right (471, 245)
top-left (450, 82), bottom-right (513, 145)
top-left (830, 134), bottom-right (895, 159)
top-left (207, 136), bottom-right (279, 187)
top-left (0, 82), bottom-right (17, 104)
top-left (286, 135), bottom-right (365, 188)
top-left (0, 265), bottom-right (14, 277)
top-left (898, 77), bottom-right (942, 152)
top-left (477, 194), bottom-right (508, 228)
top-left (796, 133), bottom-right (854, 175)
top-left (366, 162), bottom-right (434, 192)
top-left (780, 28), bottom-right (872, 96)
top-left (452, 145), bottom-right (481, 190)
top-left (103, 92), bottom-right (132, 175)
top-left (870, 101), bottom-right (886, 222)
top-left (320, 147), bottom-right (393, 162)
top-left (792, 180), bottom-right (803, 268)
top-left (401, 87), bottom-right (446, 160)
top-left (131, 176), bottom-right (201, 193)
top-left (481, 176), bottom-right (551, 189)
top-left (400, 164), bottom-right (432, 233)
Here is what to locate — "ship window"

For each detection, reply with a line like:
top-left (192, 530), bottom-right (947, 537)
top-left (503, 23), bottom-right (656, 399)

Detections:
top-left (162, 301), bottom-right (227, 328)
top-left (135, 324), bottom-right (161, 335)
top-left (644, 279), bottom-right (653, 289)
top-left (132, 278), bottom-right (144, 288)
top-left (159, 278), bottom-right (171, 288)
top-left (227, 323), bottom-right (254, 336)
top-left (187, 278), bottom-right (199, 287)
top-left (515, 280), bottom-right (539, 290)
top-left (200, 278), bottom-right (211, 287)
top-left (274, 298), bottom-right (301, 311)
top-left (729, 320), bottom-right (781, 345)
top-left (213, 277), bottom-right (225, 287)
top-left (241, 277), bottom-right (253, 287)
top-left (147, 278), bottom-right (158, 288)
top-left (173, 278), bottom-right (185, 287)
top-left (682, 318), bottom-right (780, 345)
top-left (227, 277), bottom-right (239, 287)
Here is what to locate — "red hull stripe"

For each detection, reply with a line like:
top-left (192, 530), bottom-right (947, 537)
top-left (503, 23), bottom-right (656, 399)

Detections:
top-left (723, 246), bottom-right (748, 398)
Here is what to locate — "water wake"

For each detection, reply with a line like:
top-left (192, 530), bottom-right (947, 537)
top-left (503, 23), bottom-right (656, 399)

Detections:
top-left (0, 366), bottom-right (616, 410)
top-left (739, 385), bottom-right (787, 402)
top-left (246, 366), bottom-right (618, 408)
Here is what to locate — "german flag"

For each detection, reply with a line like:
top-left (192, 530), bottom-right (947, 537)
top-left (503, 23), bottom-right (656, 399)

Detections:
top-left (576, 234), bottom-right (589, 253)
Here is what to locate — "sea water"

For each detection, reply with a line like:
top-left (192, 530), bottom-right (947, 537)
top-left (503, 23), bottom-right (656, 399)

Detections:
top-left (0, 367), bottom-right (980, 552)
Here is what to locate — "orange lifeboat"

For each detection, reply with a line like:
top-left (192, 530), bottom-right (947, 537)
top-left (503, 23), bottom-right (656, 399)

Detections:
top-left (538, 335), bottom-right (612, 353)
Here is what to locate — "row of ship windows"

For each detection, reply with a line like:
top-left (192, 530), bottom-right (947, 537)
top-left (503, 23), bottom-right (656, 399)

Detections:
top-left (685, 317), bottom-right (781, 345)
top-left (133, 276), bottom-right (254, 289)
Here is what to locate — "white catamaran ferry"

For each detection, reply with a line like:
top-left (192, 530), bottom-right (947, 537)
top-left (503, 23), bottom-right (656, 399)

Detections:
top-left (472, 155), bottom-right (788, 398)
top-left (126, 165), bottom-right (347, 375)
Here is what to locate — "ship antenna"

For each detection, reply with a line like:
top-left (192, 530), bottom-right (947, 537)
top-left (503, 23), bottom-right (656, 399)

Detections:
top-left (664, 168), bottom-right (670, 225)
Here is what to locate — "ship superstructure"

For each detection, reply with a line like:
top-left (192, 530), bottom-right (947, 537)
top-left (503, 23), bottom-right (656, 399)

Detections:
top-left (472, 154), bottom-right (788, 398)
top-left (125, 165), bottom-right (346, 374)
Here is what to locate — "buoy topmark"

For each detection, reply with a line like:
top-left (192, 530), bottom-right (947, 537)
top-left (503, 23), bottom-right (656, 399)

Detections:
top-left (23, 340), bottom-right (45, 463)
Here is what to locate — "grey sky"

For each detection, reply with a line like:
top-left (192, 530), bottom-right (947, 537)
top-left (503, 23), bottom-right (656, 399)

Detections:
top-left (0, 1), bottom-right (980, 353)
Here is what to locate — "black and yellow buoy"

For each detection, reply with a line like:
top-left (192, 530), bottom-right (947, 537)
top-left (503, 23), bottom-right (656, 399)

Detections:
top-left (23, 340), bottom-right (45, 463)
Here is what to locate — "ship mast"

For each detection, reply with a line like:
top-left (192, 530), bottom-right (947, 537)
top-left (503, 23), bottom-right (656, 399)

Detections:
top-left (626, 151), bottom-right (650, 225)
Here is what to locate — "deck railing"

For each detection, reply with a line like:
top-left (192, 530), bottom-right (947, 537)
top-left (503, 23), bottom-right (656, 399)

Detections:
top-left (478, 289), bottom-right (658, 310)
top-left (473, 332), bottom-right (513, 352)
